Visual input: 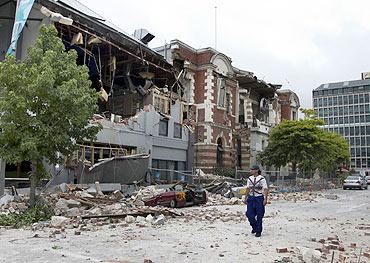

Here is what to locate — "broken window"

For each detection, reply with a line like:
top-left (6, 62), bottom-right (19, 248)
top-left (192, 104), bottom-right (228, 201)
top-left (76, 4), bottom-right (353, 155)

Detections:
top-left (159, 119), bottom-right (168, 136)
top-left (174, 123), bottom-right (182, 139)
top-left (226, 93), bottom-right (231, 115)
top-left (75, 143), bottom-right (136, 165)
top-left (154, 93), bottom-right (170, 115)
top-left (217, 78), bottom-right (226, 107)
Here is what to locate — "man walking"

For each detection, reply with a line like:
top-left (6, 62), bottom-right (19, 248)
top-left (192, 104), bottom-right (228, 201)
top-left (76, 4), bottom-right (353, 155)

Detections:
top-left (244, 165), bottom-right (268, 237)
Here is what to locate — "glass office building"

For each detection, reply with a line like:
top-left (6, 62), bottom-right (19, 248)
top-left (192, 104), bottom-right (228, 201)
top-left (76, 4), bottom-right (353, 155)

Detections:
top-left (313, 78), bottom-right (370, 170)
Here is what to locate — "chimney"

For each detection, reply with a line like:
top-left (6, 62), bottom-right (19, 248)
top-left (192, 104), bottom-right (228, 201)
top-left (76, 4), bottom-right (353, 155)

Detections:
top-left (361, 72), bottom-right (370, 80)
top-left (133, 29), bottom-right (155, 45)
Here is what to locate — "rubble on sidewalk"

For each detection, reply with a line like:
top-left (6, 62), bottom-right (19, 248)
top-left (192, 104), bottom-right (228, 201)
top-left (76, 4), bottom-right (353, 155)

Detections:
top-left (0, 179), bottom-right (337, 233)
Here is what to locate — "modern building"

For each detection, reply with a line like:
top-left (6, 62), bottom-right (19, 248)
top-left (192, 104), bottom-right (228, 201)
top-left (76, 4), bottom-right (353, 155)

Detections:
top-left (313, 74), bottom-right (370, 170)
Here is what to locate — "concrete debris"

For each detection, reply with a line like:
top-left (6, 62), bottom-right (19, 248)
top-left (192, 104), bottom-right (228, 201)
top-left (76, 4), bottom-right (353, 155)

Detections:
top-left (145, 214), bottom-right (153, 223)
top-left (51, 216), bottom-right (70, 228)
top-left (125, 216), bottom-right (135, 224)
top-left (153, 214), bottom-right (165, 225)
top-left (324, 194), bottom-right (339, 200)
top-left (0, 194), bottom-right (15, 206)
top-left (301, 248), bottom-right (321, 263)
top-left (95, 181), bottom-right (104, 196)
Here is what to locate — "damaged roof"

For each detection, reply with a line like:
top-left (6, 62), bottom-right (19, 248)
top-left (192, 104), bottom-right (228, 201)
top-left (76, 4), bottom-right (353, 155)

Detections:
top-left (38, 0), bottom-right (172, 70)
top-left (234, 66), bottom-right (279, 97)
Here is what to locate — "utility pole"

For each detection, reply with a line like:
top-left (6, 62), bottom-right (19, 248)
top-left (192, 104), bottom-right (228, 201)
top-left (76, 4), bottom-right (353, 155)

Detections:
top-left (0, 159), bottom-right (5, 196)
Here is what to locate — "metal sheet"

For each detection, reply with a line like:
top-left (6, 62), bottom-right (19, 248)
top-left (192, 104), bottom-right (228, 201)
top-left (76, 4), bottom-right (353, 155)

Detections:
top-left (80, 154), bottom-right (150, 184)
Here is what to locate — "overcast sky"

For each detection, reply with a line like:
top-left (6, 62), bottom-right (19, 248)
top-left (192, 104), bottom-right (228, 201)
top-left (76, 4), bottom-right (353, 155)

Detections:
top-left (79, 0), bottom-right (370, 109)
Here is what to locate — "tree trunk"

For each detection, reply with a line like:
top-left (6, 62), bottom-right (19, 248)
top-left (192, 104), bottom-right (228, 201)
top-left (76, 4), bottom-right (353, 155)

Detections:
top-left (29, 162), bottom-right (38, 207)
top-left (292, 162), bottom-right (297, 173)
top-left (0, 159), bottom-right (5, 197)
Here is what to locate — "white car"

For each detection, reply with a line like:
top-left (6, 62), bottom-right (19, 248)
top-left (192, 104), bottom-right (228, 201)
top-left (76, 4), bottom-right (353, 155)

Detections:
top-left (343, 175), bottom-right (368, 190)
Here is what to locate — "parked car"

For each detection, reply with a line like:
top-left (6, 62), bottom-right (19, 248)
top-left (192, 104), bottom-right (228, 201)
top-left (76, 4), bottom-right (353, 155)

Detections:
top-left (366, 175), bottom-right (370, 185)
top-left (343, 175), bottom-right (368, 190)
top-left (144, 188), bottom-right (207, 208)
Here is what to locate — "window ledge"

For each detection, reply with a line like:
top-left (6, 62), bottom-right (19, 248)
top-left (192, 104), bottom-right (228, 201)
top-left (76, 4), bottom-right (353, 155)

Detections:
top-left (216, 105), bottom-right (226, 110)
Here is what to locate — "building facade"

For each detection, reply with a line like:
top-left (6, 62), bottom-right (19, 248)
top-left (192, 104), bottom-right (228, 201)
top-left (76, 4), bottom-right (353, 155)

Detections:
top-left (156, 40), bottom-right (281, 172)
top-left (313, 76), bottom-right (370, 170)
top-left (0, 0), bottom-right (191, 183)
top-left (156, 41), bottom-right (238, 171)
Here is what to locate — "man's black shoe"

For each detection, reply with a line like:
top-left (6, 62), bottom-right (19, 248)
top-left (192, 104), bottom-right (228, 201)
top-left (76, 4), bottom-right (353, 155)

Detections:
top-left (255, 233), bottom-right (261, 237)
top-left (251, 230), bottom-right (256, 234)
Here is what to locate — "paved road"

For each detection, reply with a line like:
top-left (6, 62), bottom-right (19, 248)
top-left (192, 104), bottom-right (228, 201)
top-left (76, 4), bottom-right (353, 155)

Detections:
top-left (0, 188), bottom-right (369, 263)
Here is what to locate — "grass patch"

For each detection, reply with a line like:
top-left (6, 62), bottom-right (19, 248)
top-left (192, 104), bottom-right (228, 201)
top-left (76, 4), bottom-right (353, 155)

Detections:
top-left (0, 204), bottom-right (52, 228)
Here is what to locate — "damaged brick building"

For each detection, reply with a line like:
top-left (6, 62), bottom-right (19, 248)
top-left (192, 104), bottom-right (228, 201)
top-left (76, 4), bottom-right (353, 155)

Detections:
top-left (0, 0), bottom-right (192, 184)
top-left (156, 40), bottom-right (283, 172)
top-left (0, 0), bottom-right (300, 185)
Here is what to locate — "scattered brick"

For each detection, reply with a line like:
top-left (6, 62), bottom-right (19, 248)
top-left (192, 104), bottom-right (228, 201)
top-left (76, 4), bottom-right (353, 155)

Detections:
top-left (363, 252), bottom-right (370, 259)
top-left (329, 244), bottom-right (339, 250)
top-left (330, 240), bottom-right (340, 245)
top-left (356, 225), bottom-right (370, 230)
top-left (338, 246), bottom-right (345, 252)
top-left (276, 247), bottom-right (288, 253)
top-left (338, 254), bottom-right (347, 262)
top-left (350, 243), bottom-right (356, 248)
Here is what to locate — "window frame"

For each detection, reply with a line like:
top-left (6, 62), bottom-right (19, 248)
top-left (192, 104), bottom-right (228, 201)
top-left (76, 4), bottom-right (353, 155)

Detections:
top-left (159, 119), bottom-right (169, 137)
top-left (173, 122), bottom-right (182, 139)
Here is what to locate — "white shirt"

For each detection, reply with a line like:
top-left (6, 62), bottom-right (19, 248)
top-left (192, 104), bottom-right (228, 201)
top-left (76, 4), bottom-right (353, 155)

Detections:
top-left (246, 175), bottom-right (268, 197)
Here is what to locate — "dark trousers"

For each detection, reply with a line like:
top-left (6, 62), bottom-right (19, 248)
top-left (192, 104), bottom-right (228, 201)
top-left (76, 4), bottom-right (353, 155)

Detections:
top-left (245, 195), bottom-right (265, 234)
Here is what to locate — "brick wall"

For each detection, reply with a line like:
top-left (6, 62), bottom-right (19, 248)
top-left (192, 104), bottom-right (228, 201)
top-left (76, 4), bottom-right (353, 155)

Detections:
top-left (173, 42), bottom-right (238, 170)
top-left (278, 93), bottom-right (292, 121)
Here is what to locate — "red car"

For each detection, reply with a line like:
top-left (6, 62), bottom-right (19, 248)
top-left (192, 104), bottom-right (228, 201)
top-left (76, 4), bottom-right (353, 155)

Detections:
top-left (144, 188), bottom-right (207, 208)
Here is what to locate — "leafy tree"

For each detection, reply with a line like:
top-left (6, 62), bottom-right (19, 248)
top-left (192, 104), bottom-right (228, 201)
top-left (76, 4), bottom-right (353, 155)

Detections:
top-left (0, 25), bottom-right (101, 206)
top-left (258, 109), bottom-right (349, 176)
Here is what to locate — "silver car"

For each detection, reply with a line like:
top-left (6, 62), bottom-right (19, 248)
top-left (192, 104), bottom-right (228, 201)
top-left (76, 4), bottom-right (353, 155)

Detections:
top-left (343, 175), bottom-right (368, 190)
top-left (366, 175), bottom-right (370, 185)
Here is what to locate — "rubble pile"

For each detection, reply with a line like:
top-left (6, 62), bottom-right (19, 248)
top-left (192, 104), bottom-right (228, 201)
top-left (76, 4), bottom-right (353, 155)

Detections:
top-left (183, 207), bottom-right (245, 223)
top-left (274, 238), bottom-right (370, 263)
top-left (0, 183), bottom-right (182, 230)
top-left (306, 235), bottom-right (370, 262)
top-left (269, 192), bottom-right (321, 203)
top-left (0, 179), bottom-right (333, 232)
top-left (0, 194), bottom-right (28, 215)
top-left (206, 193), bottom-right (242, 206)
top-left (44, 184), bottom-right (181, 219)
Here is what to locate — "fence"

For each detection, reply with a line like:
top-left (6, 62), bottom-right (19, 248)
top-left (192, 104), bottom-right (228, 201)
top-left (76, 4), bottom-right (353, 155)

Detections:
top-left (146, 167), bottom-right (341, 191)
top-left (149, 168), bottom-right (195, 184)
top-left (236, 169), bottom-right (341, 192)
